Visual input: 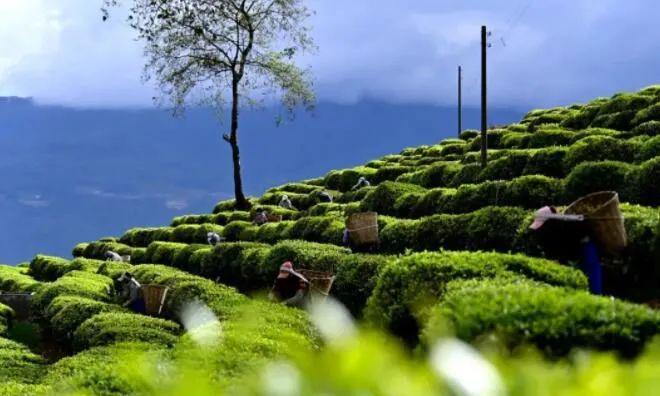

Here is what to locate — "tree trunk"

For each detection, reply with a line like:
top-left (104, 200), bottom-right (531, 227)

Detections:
top-left (229, 78), bottom-right (249, 210)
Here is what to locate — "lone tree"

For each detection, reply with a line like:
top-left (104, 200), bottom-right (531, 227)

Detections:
top-left (103, 0), bottom-right (315, 209)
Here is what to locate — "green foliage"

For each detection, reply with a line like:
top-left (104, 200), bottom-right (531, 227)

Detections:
top-left (73, 312), bottom-right (181, 351)
top-left (478, 152), bottom-right (530, 181)
top-left (324, 166), bottom-right (378, 192)
top-left (223, 221), bottom-right (258, 241)
top-left (47, 296), bottom-right (125, 341)
top-left (360, 181), bottom-right (426, 215)
top-left (459, 129), bottom-right (479, 140)
top-left (381, 206), bottom-right (527, 254)
top-left (267, 182), bottom-right (322, 194)
top-left (144, 241), bottom-right (190, 266)
top-left (171, 224), bottom-right (224, 245)
top-left (287, 215), bottom-right (344, 245)
top-left (29, 255), bottom-right (71, 282)
top-left (170, 213), bottom-right (216, 227)
top-left (638, 157), bottom-right (660, 205)
top-left (500, 132), bottom-right (531, 148)
top-left (97, 261), bottom-right (133, 280)
top-left (83, 240), bottom-right (134, 260)
top-left (199, 242), bottom-right (270, 289)
top-left (333, 254), bottom-right (392, 317)
top-left (0, 265), bottom-right (41, 292)
top-left (0, 338), bottom-right (45, 385)
top-left (72, 243), bottom-right (89, 257)
top-left (631, 120), bottom-right (660, 136)
top-left (639, 135), bottom-right (660, 160)
top-left (371, 166), bottom-right (413, 184)
top-left (264, 240), bottom-right (349, 281)
top-left (365, 251), bottom-right (586, 342)
top-left (523, 147), bottom-right (568, 178)
top-left (0, 303), bottom-right (14, 336)
top-left (429, 278), bottom-right (660, 356)
top-left (563, 161), bottom-right (636, 202)
top-left (32, 271), bottom-right (113, 315)
top-left (119, 227), bottom-right (174, 247)
top-left (528, 128), bottom-right (574, 148)
top-left (564, 135), bottom-right (637, 169)
top-left (632, 103), bottom-right (660, 126)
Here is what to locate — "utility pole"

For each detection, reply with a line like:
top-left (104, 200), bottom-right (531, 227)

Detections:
top-left (458, 65), bottom-right (462, 137)
top-left (480, 25), bottom-right (488, 168)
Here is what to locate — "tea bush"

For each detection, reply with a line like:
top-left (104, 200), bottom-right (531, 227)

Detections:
top-left (0, 338), bottom-right (45, 384)
top-left (29, 255), bottom-right (71, 281)
top-left (638, 157), bottom-right (660, 205)
top-left (47, 296), bottom-right (125, 341)
top-left (365, 251), bottom-right (587, 342)
top-left (73, 312), bottom-right (181, 351)
top-left (631, 120), bottom-right (660, 136)
top-left (563, 161), bottom-right (636, 202)
top-left (0, 303), bottom-right (14, 336)
top-left (429, 278), bottom-right (660, 356)
top-left (638, 135), bottom-right (660, 160)
top-left (0, 265), bottom-right (41, 292)
top-left (564, 136), bottom-right (637, 169)
top-left (32, 271), bottom-right (113, 315)
top-left (119, 227), bottom-right (174, 247)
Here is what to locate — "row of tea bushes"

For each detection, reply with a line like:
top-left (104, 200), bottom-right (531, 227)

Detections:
top-left (0, 265), bottom-right (41, 292)
top-left (363, 159), bottom-right (659, 219)
top-left (0, 337), bottom-right (46, 392)
top-left (0, 304), bottom-right (14, 336)
top-left (364, 251), bottom-right (587, 343)
top-left (426, 278), bottom-right (660, 357)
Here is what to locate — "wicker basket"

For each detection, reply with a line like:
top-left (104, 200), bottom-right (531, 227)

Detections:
top-left (142, 284), bottom-right (169, 316)
top-left (298, 269), bottom-right (335, 305)
top-left (346, 212), bottom-right (379, 246)
top-left (565, 191), bottom-right (627, 256)
top-left (266, 214), bottom-right (283, 223)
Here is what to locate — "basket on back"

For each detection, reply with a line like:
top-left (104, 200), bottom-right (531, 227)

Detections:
top-left (266, 214), bottom-right (283, 223)
top-left (565, 191), bottom-right (627, 256)
top-left (346, 212), bottom-right (379, 246)
top-left (298, 269), bottom-right (335, 305)
top-left (142, 284), bottom-right (169, 316)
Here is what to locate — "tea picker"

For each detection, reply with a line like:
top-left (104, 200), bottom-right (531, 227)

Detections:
top-left (279, 195), bottom-right (296, 210)
top-left (207, 232), bottom-right (225, 246)
top-left (105, 251), bottom-right (123, 262)
top-left (269, 261), bottom-right (310, 308)
top-left (530, 192), bottom-right (628, 295)
top-left (117, 272), bottom-right (146, 313)
top-left (253, 209), bottom-right (269, 225)
top-left (351, 177), bottom-right (371, 191)
top-left (318, 191), bottom-right (333, 203)
top-left (270, 261), bottom-right (336, 308)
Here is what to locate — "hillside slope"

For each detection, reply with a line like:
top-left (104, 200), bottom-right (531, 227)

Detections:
top-left (0, 85), bottom-right (659, 394)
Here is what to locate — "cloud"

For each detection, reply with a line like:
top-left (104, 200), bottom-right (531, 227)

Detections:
top-left (74, 186), bottom-right (228, 210)
top-left (0, 0), bottom-right (658, 108)
top-left (165, 199), bottom-right (189, 211)
top-left (18, 194), bottom-right (51, 208)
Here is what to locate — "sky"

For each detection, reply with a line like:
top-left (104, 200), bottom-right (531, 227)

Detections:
top-left (0, 0), bottom-right (659, 109)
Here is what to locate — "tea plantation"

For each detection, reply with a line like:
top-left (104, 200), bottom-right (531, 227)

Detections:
top-left (1, 86), bottom-right (659, 395)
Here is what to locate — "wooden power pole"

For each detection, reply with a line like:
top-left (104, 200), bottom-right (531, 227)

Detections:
top-left (480, 25), bottom-right (488, 168)
top-left (458, 65), bottom-right (462, 137)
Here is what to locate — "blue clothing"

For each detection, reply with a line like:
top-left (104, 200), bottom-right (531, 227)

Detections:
top-left (580, 240), bottom-right (602, 294)
top-left (129, 298), bottom-right (146, 314)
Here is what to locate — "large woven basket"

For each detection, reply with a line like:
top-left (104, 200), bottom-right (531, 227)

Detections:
top-left (298, 269), bottom-right (335, 305)
top-left (565, 191), bottom-right (627, 256)
top-left (346, 212), bottom-right (379, 246)
top-left (266, 214), bottom-right (283, 223)
top-left (142, 284), bottom-right (169, 316)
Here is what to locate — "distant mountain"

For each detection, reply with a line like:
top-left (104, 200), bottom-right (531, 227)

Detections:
top-left (0, 99), bottom-right (524, 263)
